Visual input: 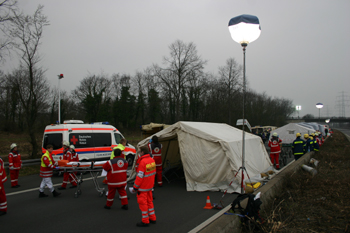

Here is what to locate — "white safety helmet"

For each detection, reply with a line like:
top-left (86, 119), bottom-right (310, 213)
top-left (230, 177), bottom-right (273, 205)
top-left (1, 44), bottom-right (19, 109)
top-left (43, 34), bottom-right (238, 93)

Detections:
top-left (63, 141), bottom-right (70, 147)
top-left (10, 143), bottom-right (17, 150)
top-left (272, 132), bottom-right (278, 137)
top-left (70, 145), bottom-right (75, 150)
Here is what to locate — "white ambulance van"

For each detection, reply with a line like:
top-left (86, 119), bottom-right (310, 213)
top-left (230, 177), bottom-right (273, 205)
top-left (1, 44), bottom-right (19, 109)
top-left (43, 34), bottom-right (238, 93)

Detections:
top-left (42, 120), bottom-right (136, 166)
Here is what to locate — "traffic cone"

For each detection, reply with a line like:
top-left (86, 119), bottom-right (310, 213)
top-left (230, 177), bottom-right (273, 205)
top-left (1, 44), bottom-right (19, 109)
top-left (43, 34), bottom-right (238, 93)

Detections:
top-left (203, 196), bottom-right (213, 209)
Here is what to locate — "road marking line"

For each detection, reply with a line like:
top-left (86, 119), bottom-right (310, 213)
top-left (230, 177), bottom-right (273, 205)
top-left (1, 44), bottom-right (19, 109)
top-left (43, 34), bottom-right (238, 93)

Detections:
top-left (6, 176), bottom-right (104, 196)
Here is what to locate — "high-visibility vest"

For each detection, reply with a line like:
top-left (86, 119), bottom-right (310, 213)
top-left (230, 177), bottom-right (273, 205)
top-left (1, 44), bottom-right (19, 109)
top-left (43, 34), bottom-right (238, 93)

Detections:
top-left (110, 144), bottom-right (125, 159)
top-left (41, 151), bottom-right (53, 167)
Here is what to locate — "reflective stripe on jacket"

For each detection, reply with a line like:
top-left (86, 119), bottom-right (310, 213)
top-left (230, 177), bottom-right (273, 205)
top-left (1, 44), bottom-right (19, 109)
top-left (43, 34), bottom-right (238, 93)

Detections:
top-left (268, 138), bottom-right (282, 154)
top-left (40, 151), bottom-right (55, 178)
top-left (8, 151), bottom-right (22, 170)
top-left (133, 154), bottom-right (156, 192)
top-left (103, 157), bottom-right (128, 188)
top-left (0, 158), bottom-right (7, 183)
top-left (292, 137), bottom-right (305, 155)
top-left (148, 142), bottom-right (162, 166)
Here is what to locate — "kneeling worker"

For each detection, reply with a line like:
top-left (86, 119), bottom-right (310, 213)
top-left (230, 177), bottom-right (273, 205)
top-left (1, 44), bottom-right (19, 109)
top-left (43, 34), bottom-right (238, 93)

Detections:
top-left (103, 149), bottom-right (129, 210)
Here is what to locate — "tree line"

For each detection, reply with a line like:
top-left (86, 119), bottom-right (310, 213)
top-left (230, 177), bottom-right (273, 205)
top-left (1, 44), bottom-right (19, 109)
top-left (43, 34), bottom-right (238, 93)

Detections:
top-left (0, 2), bottom-right (294, 157)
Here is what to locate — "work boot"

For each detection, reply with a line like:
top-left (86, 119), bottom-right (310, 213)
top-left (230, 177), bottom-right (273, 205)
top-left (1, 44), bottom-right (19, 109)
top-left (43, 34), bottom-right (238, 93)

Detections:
top-left (52, 190), bottom-right (61, 197)
top-left (121, 205), bottom-right (128, 210)
top-left (150, 220), bottom-right (156, 224)
top-left (136, 222), bottom-right (149, 227)
top-left (69, 185), bottom-right (77, 189)
top-left (39, 192), bottom-right (48, 198)
top-left (104, 205), bottom-right (111, 210)
top-left (0, 211), bottom-right (7, 216)
top-left (58, 187), bottom-right (66, 190)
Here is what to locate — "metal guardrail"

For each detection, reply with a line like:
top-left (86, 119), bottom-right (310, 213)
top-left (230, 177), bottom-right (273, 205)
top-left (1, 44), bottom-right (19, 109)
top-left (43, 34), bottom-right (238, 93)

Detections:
top-left (4, 158), bottom-right (41, 169)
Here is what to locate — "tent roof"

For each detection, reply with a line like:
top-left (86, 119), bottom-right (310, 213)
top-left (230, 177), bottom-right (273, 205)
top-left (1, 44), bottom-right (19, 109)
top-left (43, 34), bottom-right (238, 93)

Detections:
top-left (270, 123), bottom-right (316, 144)
top-left (134, 121), bottom-right (272, 193)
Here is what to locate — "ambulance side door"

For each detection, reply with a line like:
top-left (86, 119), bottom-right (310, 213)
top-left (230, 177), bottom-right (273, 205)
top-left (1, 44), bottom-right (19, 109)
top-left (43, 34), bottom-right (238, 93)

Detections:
top-left (69, 126), bottom-right (94, 160)
top-left (93, 132), bottom-right (112, 159)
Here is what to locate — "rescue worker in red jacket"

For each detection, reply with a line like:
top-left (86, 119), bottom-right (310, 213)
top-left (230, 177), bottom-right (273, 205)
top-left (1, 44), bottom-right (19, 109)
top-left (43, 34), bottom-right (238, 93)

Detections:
top-left (39, 145), bottom-right (61, 198)
top-left (268, 132), bottom-right (282, 170)
top-left (148, 135), bottom-right (163, 187)
top-left (103, 149), bottom-right (129, 210)
top-left (132, 146), bottom-right (157, 227)
top-left (8, 143), bottom-right (22, 188)
top-left (103, 138), bottom-right (127, 185)
top-left (58, 144), bottom-right (78, 190)
top-left (0, 156), bottom-right (7, 216)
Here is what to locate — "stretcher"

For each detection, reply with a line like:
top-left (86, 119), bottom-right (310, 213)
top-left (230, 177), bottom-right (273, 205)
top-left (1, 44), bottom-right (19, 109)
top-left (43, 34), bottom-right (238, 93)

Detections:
top-left (57, 160), bottom-right (107, 198)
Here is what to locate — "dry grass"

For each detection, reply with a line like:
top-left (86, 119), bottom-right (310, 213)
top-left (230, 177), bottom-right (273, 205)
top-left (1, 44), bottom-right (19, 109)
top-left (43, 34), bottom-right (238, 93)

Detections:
top-left (247, 130), bottom-right (350, 233)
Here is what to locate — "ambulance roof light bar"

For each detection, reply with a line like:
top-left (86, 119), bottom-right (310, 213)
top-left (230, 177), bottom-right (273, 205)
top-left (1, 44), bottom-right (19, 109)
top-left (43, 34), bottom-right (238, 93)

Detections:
top-left (63, 120), bottom-right (84, 124)
top-left (90, 122), bottom-right (110, 125)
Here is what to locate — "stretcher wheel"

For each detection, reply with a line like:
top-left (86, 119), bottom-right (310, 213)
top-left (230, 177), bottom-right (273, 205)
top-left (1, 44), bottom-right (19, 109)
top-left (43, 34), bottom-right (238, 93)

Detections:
top-left (74, 193), bottom-right (78, 198)
top-left (77, 189), bottom-right (82, 195)
top-left (99, 191), bottom-right (104, 197)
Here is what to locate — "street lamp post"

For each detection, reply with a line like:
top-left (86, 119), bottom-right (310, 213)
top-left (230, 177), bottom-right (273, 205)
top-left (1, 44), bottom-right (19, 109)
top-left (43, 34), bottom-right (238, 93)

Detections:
top-left (58, 74), bottom-right (64, 124)
top-left (228, 14), bottom-right (261, 193)
top-left (316, 103), bottom-right (323, 121)
top-left (296, 105), bottom-right (301, 119)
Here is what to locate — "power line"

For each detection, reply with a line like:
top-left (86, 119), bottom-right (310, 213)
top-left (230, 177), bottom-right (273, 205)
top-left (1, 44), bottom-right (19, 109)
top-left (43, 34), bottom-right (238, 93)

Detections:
top-left (335, 91), bottom-right (350, 117)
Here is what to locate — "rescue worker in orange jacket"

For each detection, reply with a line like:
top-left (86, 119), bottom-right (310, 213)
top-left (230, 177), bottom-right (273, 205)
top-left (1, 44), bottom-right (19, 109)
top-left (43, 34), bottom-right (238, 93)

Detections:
top-left (268, 132), bottom-right (282, 170)
top-left (39, 145), bottom-right (61, 198)
top-left (8, 143), bottom-right (22, 188)
top-left (103, 149), bottom-right (129, 210)
top-left (132, 146), bottom-right (157, 227)
top-left (58, 144), bottom-right (78, 190)
top-left (148, 135), bottom-right (163, 187)
top-left (0, 156), bottom-right (7, 216)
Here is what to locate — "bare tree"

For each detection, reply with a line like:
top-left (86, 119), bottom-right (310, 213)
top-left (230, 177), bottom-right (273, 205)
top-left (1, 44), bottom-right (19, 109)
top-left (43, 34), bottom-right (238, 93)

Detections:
top-left (6, 5), bottom-right (50, 157)
top-left (72, 74), bottom-right (113, 122)
top-left (0, 0), bottom-right (17, 62)
top-left (154, 40), bottom-right (207, 121)
top-left (218, 58), bottom-right (242, 124)
top-left (8, 66), bottom-right (50, 157)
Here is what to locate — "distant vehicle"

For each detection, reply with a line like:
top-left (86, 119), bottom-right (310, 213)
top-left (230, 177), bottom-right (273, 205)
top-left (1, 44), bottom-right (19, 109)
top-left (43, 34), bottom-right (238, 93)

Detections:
top-left (42, 120), bottom-right (136, 166)
top-left (251, 126), bottom-right (277, 135)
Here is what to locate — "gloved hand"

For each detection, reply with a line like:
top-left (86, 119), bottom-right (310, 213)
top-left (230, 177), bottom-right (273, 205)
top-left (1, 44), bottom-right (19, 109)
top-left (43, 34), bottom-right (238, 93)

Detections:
top-left (55, 166), bottom-right (60, 170)
top-left (149, 139), bottom-right (152, 143)
top-left (129, 187), bottom-right (137, 194)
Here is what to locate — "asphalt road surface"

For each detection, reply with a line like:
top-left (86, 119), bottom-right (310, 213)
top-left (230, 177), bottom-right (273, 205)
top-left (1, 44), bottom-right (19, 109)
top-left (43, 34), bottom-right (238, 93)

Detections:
top-left (1, 171), bottom-right (236, 233)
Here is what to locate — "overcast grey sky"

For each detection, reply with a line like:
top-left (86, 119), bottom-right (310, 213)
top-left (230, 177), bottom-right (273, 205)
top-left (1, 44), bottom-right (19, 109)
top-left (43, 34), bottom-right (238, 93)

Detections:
top-left (4, 0), bottom-right (350, 118)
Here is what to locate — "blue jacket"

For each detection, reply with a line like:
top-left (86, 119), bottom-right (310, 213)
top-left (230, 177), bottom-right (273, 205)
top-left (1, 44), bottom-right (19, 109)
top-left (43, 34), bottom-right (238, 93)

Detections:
top-left (304, 138), bottom-right (313, 152)
top-left (292, 137), bottom-right (304, 155)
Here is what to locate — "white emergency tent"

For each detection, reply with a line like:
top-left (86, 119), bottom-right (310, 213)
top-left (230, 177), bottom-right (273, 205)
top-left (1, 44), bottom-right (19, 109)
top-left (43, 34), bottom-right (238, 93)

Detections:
top-left (130, 121), bottom-right (272, 193)
top-left (270, 123), bottom-right (316, 144)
